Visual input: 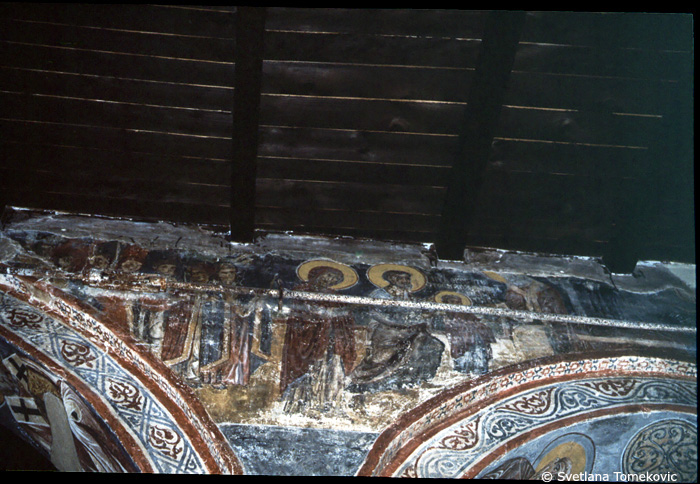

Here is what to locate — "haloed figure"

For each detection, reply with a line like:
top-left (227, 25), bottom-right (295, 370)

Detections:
top-left (367, 264), bottom-right (426, 301)
top-left (305, 266), bottom-right (344, 291)
top-left (382, 270), bottom-right (413, 299)
top-left (279, 260), bottom-right (359, 414)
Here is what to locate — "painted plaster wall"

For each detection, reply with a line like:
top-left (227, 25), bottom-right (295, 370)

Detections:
top-left (0, 209), bottom-right (696, 476)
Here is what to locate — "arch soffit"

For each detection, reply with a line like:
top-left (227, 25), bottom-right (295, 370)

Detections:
top-left (358, 349), bottom-right (697, 478)
top-left (0, 270), bottom-right (244, 474)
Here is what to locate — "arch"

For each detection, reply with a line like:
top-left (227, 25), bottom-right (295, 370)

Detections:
top-left (0, 270), bottom-right (244, 474)
top-left (357, 349), bottom-right (696, 478)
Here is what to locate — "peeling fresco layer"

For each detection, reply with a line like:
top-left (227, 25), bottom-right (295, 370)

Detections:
top-left (0, 209), bottom-right (695, 475)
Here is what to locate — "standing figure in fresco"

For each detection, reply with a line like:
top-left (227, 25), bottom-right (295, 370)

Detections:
top-left (127, 296), bottom-right (168, 356)
top-left (279, 260), bottom-right (358, 414)
top-left (122, 251), bottom-right (180, 358)
top-left (199, 262), bottom-right (258, 388)
top-left (348, 264), bottom-right (444, 393)
top-left (165, 260), bottom-right (216, 384)
top-left (159, 260), bottom-right (257, 388)
top-left (435, 290), bottom-right (495, 375)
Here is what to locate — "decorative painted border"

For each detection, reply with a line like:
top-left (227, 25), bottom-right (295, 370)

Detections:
top-left (358, 350), bottom-right (697, 477)
top-left (402, 378), bottom-right (696, 478)
top-left (0, 270), bottom-right (243, 474)
top-left (0, 319), bottom-right (153, 472)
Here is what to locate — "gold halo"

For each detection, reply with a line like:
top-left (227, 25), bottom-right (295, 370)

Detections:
top-left (367, 264), bottom-right (426, 292)
top-left (483, 271), bottom-right (507, 284)
top-left (434, 290), bottom-right (472, 306)
top-left (296, 259), bottom-right (358, 290)
top-left (535, 441), bottom-right (587, 476)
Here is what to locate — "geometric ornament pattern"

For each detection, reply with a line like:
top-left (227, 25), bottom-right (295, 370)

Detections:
top-left (396, 376), bottom-right (697, 478)
top-left (0, 291), bottom-right (207, 473)
top-left (359, 353), bottom-right (697, 478)
top-left (622, 419), bottom-right (698, 483)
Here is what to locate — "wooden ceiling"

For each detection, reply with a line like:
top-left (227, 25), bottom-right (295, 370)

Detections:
top-left (0, 6), bottom-right (694, 272)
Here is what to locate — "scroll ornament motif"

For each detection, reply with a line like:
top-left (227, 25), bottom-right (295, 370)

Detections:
top-left (60, 340), bottom-right (97, 369)
top-left (579, 379), bottom-right (637, 398)
top-left (397, 377), bottom-right (696, 478)
top-left (497, 387), bottom-right (555, 415)
top-left (0, 291), bottom-right (208, 473)
top-left (149, 424), bottom-right (185, 461)
top-left (2, 307), bottom-right (45, 330)
top-left (622, 419), bottom-right (698, 483)
top-left (438, 416), bottom-right (482, 451)
top-left (106, 378), bottom-right (144, 412)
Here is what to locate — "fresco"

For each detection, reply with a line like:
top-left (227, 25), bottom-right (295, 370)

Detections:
top-left (0, 338), bottom-right (138, 472)
top-left (0, 211), bottom-right (695, 475)
top-left (478, 413), bottom-right (697, 482)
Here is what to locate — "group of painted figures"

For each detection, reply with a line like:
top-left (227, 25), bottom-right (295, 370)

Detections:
top-left (10, 233), bottom-right (582, 415)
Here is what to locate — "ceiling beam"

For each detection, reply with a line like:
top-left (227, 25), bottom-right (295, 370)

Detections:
top-left (436, 10), bottom-right (526, 261)
top-left (229, 7), bottom-right (266, 242)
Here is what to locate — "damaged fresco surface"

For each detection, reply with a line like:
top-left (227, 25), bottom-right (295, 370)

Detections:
top-left (0, 208), bottom-right (696, 476)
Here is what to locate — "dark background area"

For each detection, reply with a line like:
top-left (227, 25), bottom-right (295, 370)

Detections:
top-left (0, 418), bottom-right (56, 471)
top-left (0, 6), bottom-right (694, 274)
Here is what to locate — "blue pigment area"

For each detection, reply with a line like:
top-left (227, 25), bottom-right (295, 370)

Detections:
top-left (220, 423), bottom-right (379, 476)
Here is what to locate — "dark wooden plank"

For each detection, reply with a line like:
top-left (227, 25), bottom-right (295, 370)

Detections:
top-left (488, 138), bottom-right (649, 179)
top-left (262, 60), bottom-right (682, 115)
top-left (0, 66), bottom-right (234, 113)
top-left (494, 105), bottom-right (662, 148)
top-left (513, 42), bottom-right (691, 81)
top-left (474, 169), bottom-right (635, 223)
top-left (256, 207), bottom-right (440, 233)
top-left (0, 17), bottom-right (236, 63)
top-left (0, 119), bottom-right (233, 160)
top-left (506, 70), bottom-right (684, 116)
top-left (260, 94), bottom-right (464, 135)
top-left (0, 3), bottom-right (236, 39)
top-left (0, 41), bottom-right (235, 87)
top-left (229, 7), bottom-right (266, 241)
top-left (1, 142), bottom-right (231, 186)
top-left (266, 8), bottom-right (487, 38)
top-left (255, 179), bottom-right (446, 215)
top-left (438, 10), bottom-right (527, 260)
top-left (1, 186), bottom-right (230, 226)
top-left (520, 11), bottom-right (693, 52)
top-left (601, 67), bottom-right (693, 270)
top-left (471, 215), bottom-right (613, 243)
top-left (264, 30), bottom-right (482, 69)
top-left (257, 126), bottom-right (458, 167)
top-left (262, 61), bottom-right (474, 102)
top-left (0, 91), bottom-right (232, 139)
top-left (0, 167), bottom-right (230, 208)
top-left (257, 156), bottom-right (450, 187)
